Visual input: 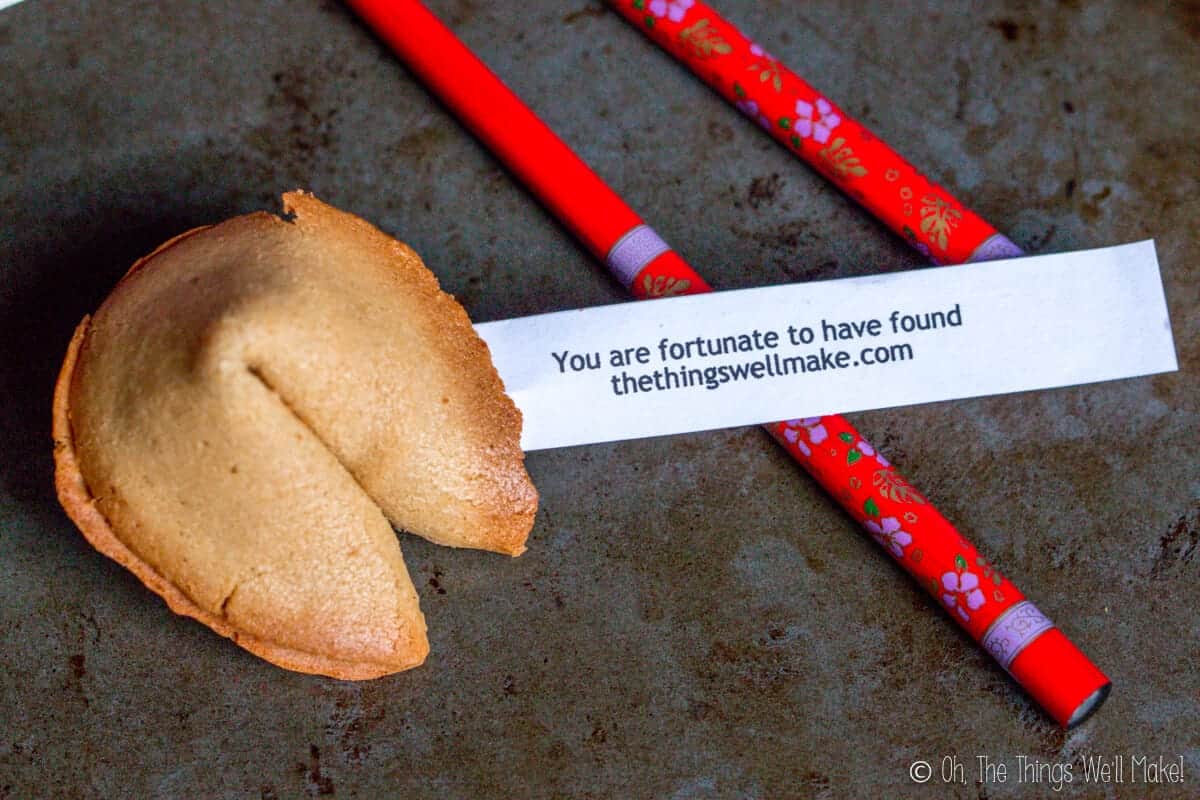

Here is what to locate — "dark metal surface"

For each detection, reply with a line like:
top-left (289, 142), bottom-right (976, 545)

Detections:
top-left (1, 1), bottom-right (1197, 797)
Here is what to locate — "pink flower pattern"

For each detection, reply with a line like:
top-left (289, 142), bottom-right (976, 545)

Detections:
top-left (864, 516), bottom-right (912, 559)
top-left (648, 0), bottom-right (693, 23)
top-left (794, 97), bottom-right (841, 144)
top-left (781, 417), bottom-right (828, 457)
top-left (941, 571), bottom-right (987, 622)
top-left (856, 439), bottom-right (890, 467)
top-left (735, 98), bottom-right (771, 130)
top-left (749, 42), bottom-right (774, 60)
top-left (797, 417), bottom-right (828, 443)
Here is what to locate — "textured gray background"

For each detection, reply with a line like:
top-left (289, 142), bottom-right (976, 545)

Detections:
top-left (1, 1), bottom-right (1197, 798)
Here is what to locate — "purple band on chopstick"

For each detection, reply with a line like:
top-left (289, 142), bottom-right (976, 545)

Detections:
top-left (967, 233), bottom-right (1024, 263)
top-left (981, 601), bottom-right (1055, 671)
top-left (605, 224), bottom-right (671, 288)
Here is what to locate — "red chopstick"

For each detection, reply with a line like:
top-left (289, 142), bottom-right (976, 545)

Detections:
top-left (607, 0), bottom-right (1023, 265)
top-left (344, 0), bottom-right (1110, 728)
top-left (607, 0), bottom-right (1116, 724)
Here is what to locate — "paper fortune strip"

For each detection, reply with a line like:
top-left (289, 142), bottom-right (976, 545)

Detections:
top-left (476, 241), bottom-right (1176, 452)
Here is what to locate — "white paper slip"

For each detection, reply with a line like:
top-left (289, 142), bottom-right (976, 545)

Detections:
top-left (475, 240), bottom-right (1177, 451)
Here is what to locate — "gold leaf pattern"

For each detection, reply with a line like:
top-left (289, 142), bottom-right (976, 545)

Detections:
top-left (642, 274), bottom-right (692, 298)
top-left (871, 469), bottom-right (927, 505)
top-left (679, 18), bottom-right (733, 58)
top-left (817, 137), bottom-right (868, 179)
top-left (746, 60), bottom-right (782, 92)
top-left (918, 195), bottom-right (962, 251)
